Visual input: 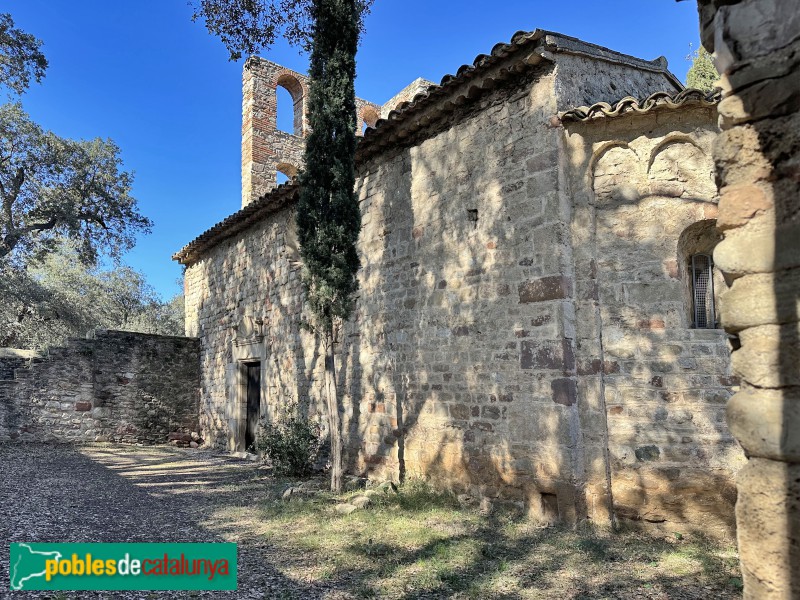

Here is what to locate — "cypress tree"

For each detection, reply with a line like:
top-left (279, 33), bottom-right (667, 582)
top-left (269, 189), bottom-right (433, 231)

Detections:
top-left (296, 0), bottom-right (361, 493)
top-left (193, 0), bottom-right (370, 492)
top-left (686, 46), bottom-right (719, 93)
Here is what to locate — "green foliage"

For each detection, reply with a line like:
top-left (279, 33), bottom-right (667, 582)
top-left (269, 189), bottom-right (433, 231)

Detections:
top-left (0, 243), bottom-right (184, 349)
top-left (254, 401), bottom-right (322, 476)
top-left (191, 0), bottom-right (373, 57)
top-left (0, 15), bottom-right (160, 349)
top-left (0, 103), bottom-right (152, 266)
top-left (296, 0), bottom-right (362, 329)
top-left (0, 13), bottom-right (48, 96)
top-left (686, 45), bottom-right (719, 93)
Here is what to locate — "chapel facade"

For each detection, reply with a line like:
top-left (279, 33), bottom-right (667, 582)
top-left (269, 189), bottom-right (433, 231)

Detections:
top-left (174, 30), bottom-right (743, 536)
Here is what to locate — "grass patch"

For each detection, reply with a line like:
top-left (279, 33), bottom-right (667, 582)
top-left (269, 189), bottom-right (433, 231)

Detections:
top-left (85, 447), bottom-right (742, 600)
top-left (213, 476), bottom-right (742, 599)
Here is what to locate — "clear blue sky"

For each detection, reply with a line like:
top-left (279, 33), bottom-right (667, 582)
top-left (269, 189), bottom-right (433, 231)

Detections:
top-left (5, 0), bottom-right (702, 300)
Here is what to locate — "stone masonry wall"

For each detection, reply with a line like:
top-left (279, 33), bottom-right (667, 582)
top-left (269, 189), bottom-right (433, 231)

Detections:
top-left (184, 46), bottom-right (692, 524)
top-left (561, 106), bottom-right (744, 537)
top-left (694, 0), bottom-right (800, 595)
top-left (0, 349), bottom-right (38, 381)
top-left (0, 330), bottom-right (200, 444)
top-left (187, 62), bottom-right (585, 519)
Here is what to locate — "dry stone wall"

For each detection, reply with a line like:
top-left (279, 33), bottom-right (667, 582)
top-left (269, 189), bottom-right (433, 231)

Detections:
top-left (0, 330), bottom-right (200, 444)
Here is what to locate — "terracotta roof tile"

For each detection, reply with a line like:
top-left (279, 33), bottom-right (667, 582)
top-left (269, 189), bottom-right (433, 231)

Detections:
top-left (172, 181), bottom-right (299, 265)
top-left (559, 88), bottom-right (721, 122)
top-left (175, 30), bottom-right (681, 265)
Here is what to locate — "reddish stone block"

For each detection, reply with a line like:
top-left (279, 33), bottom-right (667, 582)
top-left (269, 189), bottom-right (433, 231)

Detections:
top-left (637, 318), bottom-right (666, 330)
top-left (518, 276), bottom-right (572, 303)
top-left (551, 378), bottom-right (577, 406)
top-left (74, 401), bottom-right (92, 412)
top-left (663, 259), bottom-right (680, 279)
top-left (719, 375), bottom-right (740, 387)
top-left (602, 361), bottom-right (620, 374)
top-left (577, 359), bottom-right (602, 375)
top-left (520, 339), bottom-right (575, 373)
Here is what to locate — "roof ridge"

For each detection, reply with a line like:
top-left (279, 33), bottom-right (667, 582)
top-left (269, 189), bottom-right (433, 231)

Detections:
top-left (174, 29), bottom-right (686, 265)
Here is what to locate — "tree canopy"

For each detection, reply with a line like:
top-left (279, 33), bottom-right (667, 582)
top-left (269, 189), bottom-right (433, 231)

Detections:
top-left (296, 0), bottom-right (361, 329)
top-left (0, 12), bottom-right (168, 350)
top-left (192, 0), bottom-right (372, 56)
top-left (0, 13), bottom-right (48, 97)
top-left (686, 45), bottom-right (719, 93)
top-left (0, 243), bottom-right (184, 349)
top-left (0, 102), bottom-right (152, 266)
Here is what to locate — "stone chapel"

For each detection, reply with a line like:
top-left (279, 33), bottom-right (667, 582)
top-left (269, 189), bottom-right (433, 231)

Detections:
top-left (173, 30), bottom-right (743, 536)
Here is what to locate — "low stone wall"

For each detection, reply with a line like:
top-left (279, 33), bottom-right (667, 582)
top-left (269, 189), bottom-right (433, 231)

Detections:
top-left (0, 349), bottom-right (38, 381)
top-left (0, 330), bottom-right (200, 444)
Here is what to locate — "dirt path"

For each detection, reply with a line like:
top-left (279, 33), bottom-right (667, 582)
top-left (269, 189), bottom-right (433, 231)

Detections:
top-left (0, 444), bottom-right (741, 599)
top-left (0, 443), bottom-right (325, 599)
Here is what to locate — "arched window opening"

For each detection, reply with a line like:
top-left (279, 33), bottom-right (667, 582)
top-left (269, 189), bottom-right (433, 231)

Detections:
top-left (276, 162), bottom-right (298, 186)
top-left (678, 219), bottom-right (723, 329)
top-left (360, 106), bottom-right (380, 136)
top-left (275, 74), bottom-right (304, 136)
top-left (276, 86), bottom-right (295, 134)
top-left (690, 253), bottom-right (716, 329)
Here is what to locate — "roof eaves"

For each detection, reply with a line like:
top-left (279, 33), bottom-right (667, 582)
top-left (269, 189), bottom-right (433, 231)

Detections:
top-left (558, 88), bottom-right (722, 123)
top-left (356, 29), bottom-right (552, 161)
top-left (172, 181), bottom-right (300, 266)
top-left (175, 30), bottom-right (692, 264)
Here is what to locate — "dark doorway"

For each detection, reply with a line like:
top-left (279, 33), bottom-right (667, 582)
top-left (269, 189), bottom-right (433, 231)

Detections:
top-left (245, 362), bottom-right (261, 451)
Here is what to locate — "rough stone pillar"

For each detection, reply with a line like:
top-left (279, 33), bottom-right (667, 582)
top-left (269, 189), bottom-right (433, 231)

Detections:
top-left (692, 0), bottom-right (800, 597)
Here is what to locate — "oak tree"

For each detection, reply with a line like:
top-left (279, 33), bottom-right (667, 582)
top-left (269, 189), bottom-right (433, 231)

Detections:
top-left (0, 103), bottom-right (152, 266)
top-left (0, 13), bottom-right (48, 97)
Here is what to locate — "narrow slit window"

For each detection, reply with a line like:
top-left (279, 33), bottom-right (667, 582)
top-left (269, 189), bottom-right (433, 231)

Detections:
top-left (691, 253), bottom-right (715, 328)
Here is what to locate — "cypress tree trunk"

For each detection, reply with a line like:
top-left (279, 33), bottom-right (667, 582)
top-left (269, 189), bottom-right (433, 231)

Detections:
top-left (296, 0), bottom-right (361, 494)
top-left (324, 325), bottom-right (343, 492)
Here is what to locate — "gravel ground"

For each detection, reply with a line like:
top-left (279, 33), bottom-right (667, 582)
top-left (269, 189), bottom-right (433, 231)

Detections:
top-left (0, 444), bottom-right (741, 600)
top-left (0, 443), bottom-right (329, 600)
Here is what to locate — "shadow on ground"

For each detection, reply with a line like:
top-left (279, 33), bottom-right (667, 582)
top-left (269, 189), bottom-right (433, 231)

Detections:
top-left (0, 444), bottom-right (742, 599)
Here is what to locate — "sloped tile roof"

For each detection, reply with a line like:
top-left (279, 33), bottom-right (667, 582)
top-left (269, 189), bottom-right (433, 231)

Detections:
top-left (174, 30), bottom-right (681, 265)
top-left (172, 181), bottom-right (299, 265)
top-left (559, 88), bottom-right (721, 122)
